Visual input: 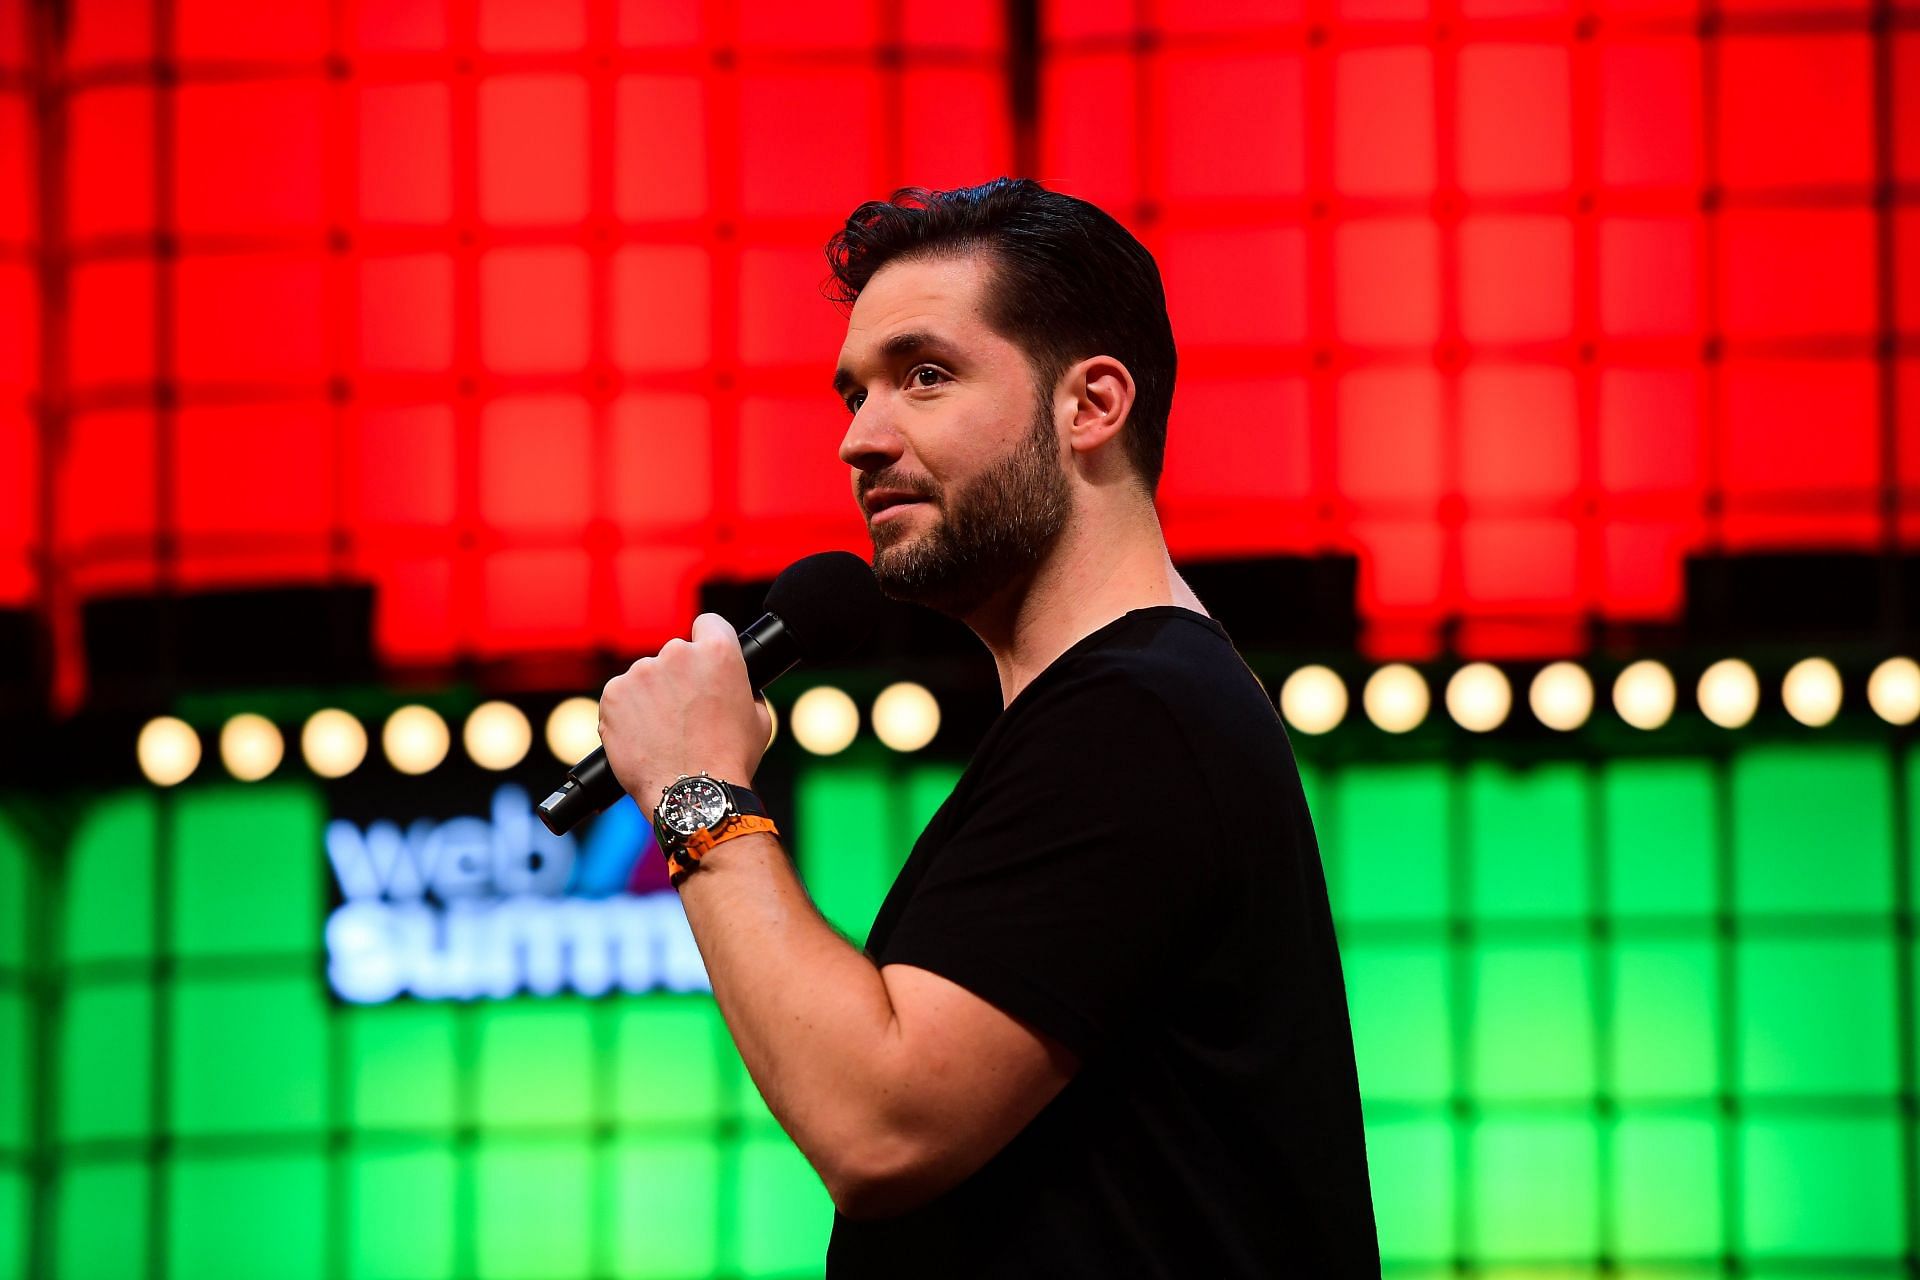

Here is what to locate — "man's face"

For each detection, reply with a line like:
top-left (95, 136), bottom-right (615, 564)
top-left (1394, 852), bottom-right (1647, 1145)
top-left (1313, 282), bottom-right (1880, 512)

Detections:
top-left (833, 253), bottom-right (1070, 618)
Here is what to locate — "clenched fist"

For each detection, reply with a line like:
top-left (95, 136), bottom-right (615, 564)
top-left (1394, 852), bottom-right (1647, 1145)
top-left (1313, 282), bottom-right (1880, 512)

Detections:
top-left (597, 613), bottom-right (775, 815)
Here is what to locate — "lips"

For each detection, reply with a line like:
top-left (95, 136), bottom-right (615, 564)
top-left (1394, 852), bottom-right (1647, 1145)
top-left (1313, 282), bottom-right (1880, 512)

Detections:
top-left (863, 490), bottom-right (930, 519)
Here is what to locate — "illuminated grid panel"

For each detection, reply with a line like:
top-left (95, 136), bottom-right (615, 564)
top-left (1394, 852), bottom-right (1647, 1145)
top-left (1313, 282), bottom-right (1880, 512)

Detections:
top-left (1315, 743), bottom-right (1908, 1268)
top-left (0, 7), bottom-right (35, 1262)
top-left (1040, 0), bottom-right (1913, 661)
top-left (0, 810), bottom-right (32, 1280)
top-left (0, 0), bottom-right (36, 611)
top-left (19, 0), bottom-right (1917, 683)
top-left (28, 755), bottom-right (959, 1280)
top-left (42, 0), bottom-right (1010, 675)
top-left (9, 737), bottom-right (1913, 1276)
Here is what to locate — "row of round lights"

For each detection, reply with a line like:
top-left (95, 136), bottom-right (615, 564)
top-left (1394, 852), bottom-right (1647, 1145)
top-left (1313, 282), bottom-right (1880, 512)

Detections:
top-left (134, 682), bottom-right (946, 787)
top-left (1276, 656), bottom-right (1920, 736)
top-left (131, 656), bottom-right (1917, 785)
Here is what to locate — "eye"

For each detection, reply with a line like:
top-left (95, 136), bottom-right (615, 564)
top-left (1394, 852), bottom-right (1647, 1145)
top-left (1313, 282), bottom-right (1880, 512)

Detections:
top-left (844, 390), bottom-right (866, 414)
top-left (909, 364), bottom-right (950, 389)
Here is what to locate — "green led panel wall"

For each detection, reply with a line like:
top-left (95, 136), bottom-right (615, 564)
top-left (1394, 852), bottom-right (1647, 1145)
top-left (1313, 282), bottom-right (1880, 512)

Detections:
top-left (0, 808), bottom-right (34, 1280)
top-left (14, 759), bottom-right (959, 1280)
top-left (3, 741), bottom-right (1909, 1276)
top-left (1323, 744), bottom-right (1908, 1269)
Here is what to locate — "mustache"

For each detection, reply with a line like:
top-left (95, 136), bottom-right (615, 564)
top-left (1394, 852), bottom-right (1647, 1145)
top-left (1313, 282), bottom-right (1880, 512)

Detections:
top-left (856, 468), bottom-right (942, 504)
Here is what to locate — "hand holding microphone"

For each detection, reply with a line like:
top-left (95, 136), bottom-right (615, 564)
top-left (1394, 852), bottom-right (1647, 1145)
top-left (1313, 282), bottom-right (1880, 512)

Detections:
top-left (537, 551), bottom-right (884, 835)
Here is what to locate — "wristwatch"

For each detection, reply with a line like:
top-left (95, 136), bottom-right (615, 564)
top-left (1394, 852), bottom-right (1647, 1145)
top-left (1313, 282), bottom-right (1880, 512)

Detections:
top-left (651, 773), bottom-right (777, 885)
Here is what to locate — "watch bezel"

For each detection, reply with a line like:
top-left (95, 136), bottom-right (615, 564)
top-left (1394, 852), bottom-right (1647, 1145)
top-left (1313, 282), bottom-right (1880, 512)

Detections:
top-left (655, 773), bottom-right (733, 839)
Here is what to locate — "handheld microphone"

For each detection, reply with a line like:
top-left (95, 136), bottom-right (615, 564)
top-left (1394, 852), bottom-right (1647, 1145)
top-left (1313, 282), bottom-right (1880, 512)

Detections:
top-left (535, 551), bottom-right (884, 835)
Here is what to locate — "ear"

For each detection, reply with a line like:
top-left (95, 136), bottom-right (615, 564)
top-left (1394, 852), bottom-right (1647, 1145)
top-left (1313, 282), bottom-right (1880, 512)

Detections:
top-left (1062, 355), bottom-right (1136, 460)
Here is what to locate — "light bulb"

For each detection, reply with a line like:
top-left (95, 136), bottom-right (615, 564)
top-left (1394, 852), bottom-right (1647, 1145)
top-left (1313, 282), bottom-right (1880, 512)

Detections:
top-left (137, 716), bottom-right (201, 787)
top-left (1868, 657), bottom-right (1920, 726)
top-left (1613, 660), bottom-right (1675, 731)
top-left (791, 686), bottom-right (860, 756)
top-left (219, 713), bottom-right (284, 782)
top-left (871, 682), bottom-right (941, 753)
top-left (1781, 657), bottom-right (1842, 728)
top-left (1445, 663), bottom-right (1511, 733)
top-left (546, 696), bottom-right (600, 763)
top-left (384, 705), bottom-right (450, 775)
top-left (465, 700), bottom-right (532, 771)
top-left (1697, 659), bottom-right (1759, 730)
top-left (302, 708), bottom-right (368, 779)
top-left (1279, 665), bottom-right (1347, 735)
top-left (1528, 662), bottom-right (1593, 732)
top-left (1363, 664), bottom-right (1429, 734)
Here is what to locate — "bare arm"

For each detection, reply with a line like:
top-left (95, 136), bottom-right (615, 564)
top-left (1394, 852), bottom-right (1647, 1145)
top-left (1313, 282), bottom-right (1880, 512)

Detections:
top-left (598, 615), bottom-right (1076, 1217)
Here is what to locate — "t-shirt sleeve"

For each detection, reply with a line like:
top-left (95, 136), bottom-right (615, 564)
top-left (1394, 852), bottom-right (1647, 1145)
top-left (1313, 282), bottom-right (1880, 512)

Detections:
top-left (874, 664), bottom-right (1227, 1058)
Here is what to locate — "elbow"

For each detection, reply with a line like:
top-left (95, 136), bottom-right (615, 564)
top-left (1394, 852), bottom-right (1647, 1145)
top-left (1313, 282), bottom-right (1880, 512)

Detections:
top-left (829, 1174), bottom-right (935, 1223)
top-left (821, 1132), bottom-right (953, 1222)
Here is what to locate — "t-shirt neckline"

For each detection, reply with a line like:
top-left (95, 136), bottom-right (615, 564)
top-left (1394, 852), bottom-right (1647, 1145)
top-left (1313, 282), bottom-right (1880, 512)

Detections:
top-left (1001, 605), bottom-right (1228, 717)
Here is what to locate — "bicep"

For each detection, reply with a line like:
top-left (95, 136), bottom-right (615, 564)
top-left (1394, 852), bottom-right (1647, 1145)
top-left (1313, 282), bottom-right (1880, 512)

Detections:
top-left (864, 962), bottom-right (1078, 1207)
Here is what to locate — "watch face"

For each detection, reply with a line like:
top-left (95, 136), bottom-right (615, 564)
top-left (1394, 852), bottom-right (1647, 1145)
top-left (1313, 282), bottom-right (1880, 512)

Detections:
top-left (659, 776), bottom-right (729, 837)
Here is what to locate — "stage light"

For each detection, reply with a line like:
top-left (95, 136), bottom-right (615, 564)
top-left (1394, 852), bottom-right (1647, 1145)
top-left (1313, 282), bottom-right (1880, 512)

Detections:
top-left (1869, 657), bottom-right (1920, 726)
top-left (137, 716), bottom-right (201, 787)
top-left (791, 686), bottom-right (860, 756)
top-left (1697, 659), bottom-right (1759, 729)
top-left (219, 713), bottom-right (284, 782)
top-left (1782, 657), bottom-right (1842, 728)
top-left (1363, 664), bottom-right (1429, 734)
top-left (1613, 660), bottom-right (1675, 731)
top-left (546, 696), bottom-right (600, 763)
top-left (1279, 665), bottom-right (1347, 735)
top-left (1528, 662), bottom-right (1593, 731)
top-left (384, 705), bottom-right (450, 775)
top-left (1445, 663), bottom-right (1511, 733)
top-left (302, 708), bottom-right (368, 778)
top-left (872, 682), bottom-right (940, 753)
top-left (465, 701), bottom-right (532, 771)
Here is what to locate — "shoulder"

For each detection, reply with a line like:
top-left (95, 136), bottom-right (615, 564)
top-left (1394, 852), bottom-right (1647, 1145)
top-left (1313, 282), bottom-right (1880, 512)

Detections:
top-left (965, 612), bottom-right (1285, 820)
top-left (1015, 610), bottom-right (1270, 736)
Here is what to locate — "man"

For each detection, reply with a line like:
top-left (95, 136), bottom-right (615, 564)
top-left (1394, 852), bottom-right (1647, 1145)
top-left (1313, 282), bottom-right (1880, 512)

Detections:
top-left (597, 179), bottom-right (1378, 1274)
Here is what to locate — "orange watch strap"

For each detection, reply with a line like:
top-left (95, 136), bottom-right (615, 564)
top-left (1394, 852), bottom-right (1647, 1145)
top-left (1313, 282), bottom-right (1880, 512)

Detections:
top-left (667, 814), bottom-right (779, 887)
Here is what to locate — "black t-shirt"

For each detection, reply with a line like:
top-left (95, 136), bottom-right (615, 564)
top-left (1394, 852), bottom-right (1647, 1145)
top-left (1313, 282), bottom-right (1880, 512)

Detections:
top-left (825, 607), bottom-right (1379, 1277)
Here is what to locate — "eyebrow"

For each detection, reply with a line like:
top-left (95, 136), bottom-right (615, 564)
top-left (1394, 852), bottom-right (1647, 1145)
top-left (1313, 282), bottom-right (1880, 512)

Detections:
top-left (831, 330), bottom-right (947, 397)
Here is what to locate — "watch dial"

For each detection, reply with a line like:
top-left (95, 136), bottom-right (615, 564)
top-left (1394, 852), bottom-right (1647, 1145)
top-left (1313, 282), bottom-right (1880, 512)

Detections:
top-left (660, 776), bottom-right (728, 836)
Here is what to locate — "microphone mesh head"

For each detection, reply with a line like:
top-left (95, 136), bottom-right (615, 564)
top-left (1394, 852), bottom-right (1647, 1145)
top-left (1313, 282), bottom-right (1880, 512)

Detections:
top-left (762, 551), bottom-right (884, 662)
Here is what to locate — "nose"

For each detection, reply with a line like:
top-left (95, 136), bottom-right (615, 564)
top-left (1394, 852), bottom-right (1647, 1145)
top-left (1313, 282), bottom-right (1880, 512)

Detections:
top-left (838, 399), bottom-right (902, 475)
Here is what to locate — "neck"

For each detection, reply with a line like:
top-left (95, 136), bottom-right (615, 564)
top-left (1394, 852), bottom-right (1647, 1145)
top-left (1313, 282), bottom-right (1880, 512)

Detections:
top-left (964, 494), bottom-right (1206, 706)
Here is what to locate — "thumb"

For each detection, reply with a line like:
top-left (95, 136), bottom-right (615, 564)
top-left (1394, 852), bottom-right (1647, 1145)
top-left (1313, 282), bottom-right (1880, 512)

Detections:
top-left (690, 611), bottom-right (737, 650)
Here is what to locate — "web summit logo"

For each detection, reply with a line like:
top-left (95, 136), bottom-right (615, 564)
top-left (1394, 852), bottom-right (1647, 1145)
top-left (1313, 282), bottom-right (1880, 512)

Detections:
top-left (324, 785), bottom-right (710, 1003)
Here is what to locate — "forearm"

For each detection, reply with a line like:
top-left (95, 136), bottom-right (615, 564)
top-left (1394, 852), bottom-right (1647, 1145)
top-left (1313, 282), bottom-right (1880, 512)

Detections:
top-left (592, 620), bottom-right (1034, 1211)
top-left (673, 830), bottom-right (916, 1194)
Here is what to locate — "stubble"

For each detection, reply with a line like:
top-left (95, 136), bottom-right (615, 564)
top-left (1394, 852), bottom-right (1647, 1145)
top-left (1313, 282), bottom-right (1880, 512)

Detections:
top-left (864, 398), bottom-right (1071, 619)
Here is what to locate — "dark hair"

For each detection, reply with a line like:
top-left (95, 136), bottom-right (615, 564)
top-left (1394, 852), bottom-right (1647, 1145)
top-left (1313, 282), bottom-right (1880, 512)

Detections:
top-left (824, 178), bottom-right (1177, 492)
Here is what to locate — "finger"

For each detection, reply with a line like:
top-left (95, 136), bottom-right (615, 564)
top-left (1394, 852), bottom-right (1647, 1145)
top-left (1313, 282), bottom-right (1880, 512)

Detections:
top-left (691, 612), bottom-right (736, 650)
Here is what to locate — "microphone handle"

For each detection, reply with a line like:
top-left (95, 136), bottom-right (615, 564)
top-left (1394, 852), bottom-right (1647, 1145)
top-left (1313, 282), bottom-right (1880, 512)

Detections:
top-left (535, 612), bottom-right (797, 835)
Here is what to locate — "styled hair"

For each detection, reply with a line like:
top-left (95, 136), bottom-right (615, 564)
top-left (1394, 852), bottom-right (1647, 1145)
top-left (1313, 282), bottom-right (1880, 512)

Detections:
top-left (823, 178), bottom-right (1177, 492)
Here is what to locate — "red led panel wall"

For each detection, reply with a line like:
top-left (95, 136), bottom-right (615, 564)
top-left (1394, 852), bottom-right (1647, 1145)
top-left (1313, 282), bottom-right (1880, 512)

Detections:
top-left (0, 3), bottom-right (35, 612)
top-left (38, 0), bottom-right (1010, 671)
top-left (1043, 0), bottom-right (1912, 658)
top-left (18, 0), bottom-right (1916, 676)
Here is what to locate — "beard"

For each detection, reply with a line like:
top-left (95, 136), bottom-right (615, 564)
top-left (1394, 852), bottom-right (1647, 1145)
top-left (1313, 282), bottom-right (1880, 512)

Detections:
top-left (861, 398), bottom-right (1070, 619)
